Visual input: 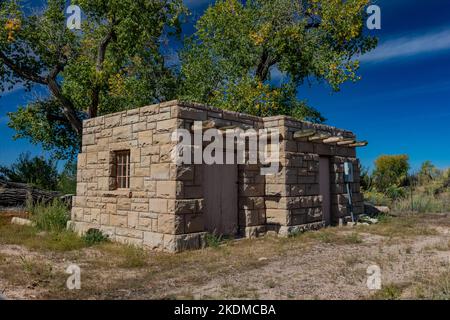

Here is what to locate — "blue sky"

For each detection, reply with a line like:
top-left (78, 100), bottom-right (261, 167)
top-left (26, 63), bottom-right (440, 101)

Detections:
top-left (1, 0), bottom-right (450, 172)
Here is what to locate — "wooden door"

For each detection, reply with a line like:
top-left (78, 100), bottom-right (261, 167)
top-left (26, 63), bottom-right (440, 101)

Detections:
top-left (319, 157), bottom-right (331, 226)
top-left (203, 164), bottom-right (238, 236)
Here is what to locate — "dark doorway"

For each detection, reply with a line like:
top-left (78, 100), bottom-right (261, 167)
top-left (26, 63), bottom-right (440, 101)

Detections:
top-left (202, 164), bottom-right (239, 235)
top-left (319, 157), bottom-right (331, 226)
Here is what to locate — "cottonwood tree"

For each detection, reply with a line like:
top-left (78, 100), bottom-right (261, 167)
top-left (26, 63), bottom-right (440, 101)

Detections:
top-left (180, 0), bottom-right (378, 121)
top-left (0, 0), bottom-right (184, 159)
top-left (373, 155), bottom-right (410, 191)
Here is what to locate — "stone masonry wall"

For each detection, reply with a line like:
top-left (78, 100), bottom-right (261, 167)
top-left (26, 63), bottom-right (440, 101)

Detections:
top-left (69, 101), bottom-right (191, 251)
top-left (262, 115), bottom-right (364, 235)
top-left (70, 100), bottom-right (365, 252)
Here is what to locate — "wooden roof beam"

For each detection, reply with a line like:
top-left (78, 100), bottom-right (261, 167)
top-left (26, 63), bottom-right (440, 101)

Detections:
top-left (323, 136), bottom-right (344, 144)
top-left (293, 129), bottom-right (316, 140)
top-left (336, 139), bottom-right (356, 146)
top-left (308, 133), bottom-right (331, 142)
top-left (349, 141), bottom-right (368, 147)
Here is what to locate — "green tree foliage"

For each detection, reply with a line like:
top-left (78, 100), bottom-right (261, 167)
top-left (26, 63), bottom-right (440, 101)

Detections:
top-left (179, 0), bottom-right (377, 121)
top-left (29, 199), bottom-right (70, 232)
top-left (1, 0), bottom-right (185, 159)
top-left (0, 152), bottom-right (59, 190)
top-left (372, 155), bottom-right (410, 191)
top-left (57, 161), bottom-right (77, 194)
top-left (418, 160), bottom-right (440, 185)
top-left (412, 161), bottom-right (450, 195)
top-left (359, 164), bottom-right (372, 191)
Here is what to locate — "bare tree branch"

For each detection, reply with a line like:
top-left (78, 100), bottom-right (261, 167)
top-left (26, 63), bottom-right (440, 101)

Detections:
top-left (0, 50), bottom-right (47, 85)
top-left (0, 48), bottom-right (83, 136)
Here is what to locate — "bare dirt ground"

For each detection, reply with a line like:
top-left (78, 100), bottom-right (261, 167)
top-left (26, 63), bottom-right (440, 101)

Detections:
top-left (0, 213), bottom-right (450, 300)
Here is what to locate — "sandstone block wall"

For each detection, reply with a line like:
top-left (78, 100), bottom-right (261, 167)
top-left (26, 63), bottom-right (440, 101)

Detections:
top-left (70, 100), bottom-right (364, 252)
top-left (69, 101), bottom-right (204, 251)
top-left (263, 115), bottom-right (364, 236)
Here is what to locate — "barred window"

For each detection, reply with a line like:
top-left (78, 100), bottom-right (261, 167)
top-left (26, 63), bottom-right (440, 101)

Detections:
top-left (115, 150), bottom-right (130, 189)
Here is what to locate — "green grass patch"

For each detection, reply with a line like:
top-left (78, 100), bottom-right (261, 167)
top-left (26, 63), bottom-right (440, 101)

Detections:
top-left (0, 215), bottom-right (86, 252)
top-left (28, 199), bottom-right (70, 232)
top-left (205, 233), bottom-right (223, 248)
top-left (370, 284), bottom-right (404, 300)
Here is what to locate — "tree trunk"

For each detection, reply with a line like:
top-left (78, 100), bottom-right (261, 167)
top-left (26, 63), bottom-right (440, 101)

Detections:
top-left (47, 78), bottom-right (83, 136)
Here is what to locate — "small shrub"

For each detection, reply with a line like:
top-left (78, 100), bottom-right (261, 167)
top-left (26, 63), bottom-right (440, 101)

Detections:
top-left (205, 233), bottom-right (223, 248)
top-left (371, 284), bottom-right (403, 300)
top-left (424, 181), bottom-right (446, 196)
top-left (376, 214), bottom-right (392, 224)
top-left (29, 199), bottom-right (69, 232)
top-left (288, 229), bottom-right (304, 238)
top-left (363, 190), bottom-right (392, 206)
top-left (82, 228), bottom-right (109, 246)
top-left (384, 185), bottom-right (406, 200)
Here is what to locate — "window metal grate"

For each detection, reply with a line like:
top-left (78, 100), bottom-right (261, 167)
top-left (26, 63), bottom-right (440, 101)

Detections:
top-left (115, 150), bottom-right (130, 189)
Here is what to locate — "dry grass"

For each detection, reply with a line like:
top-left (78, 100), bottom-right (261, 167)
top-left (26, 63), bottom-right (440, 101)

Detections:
top-left (294, 228), bottom-right (364, 245)
top-left (1, 212), bottom-right (450, 299)
top-left (0, 252), bottom-right (67, 294)
top-left (412, 268), bottom-right (450, 300)
top-left (356, 215), bottom-right (438, 238)
top-left (392, 192), bottom-right (450, 214)
top-left (423, 240), bottom-right (450, 252)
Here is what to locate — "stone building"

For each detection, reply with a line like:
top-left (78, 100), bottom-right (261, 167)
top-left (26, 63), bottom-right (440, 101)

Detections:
top-left (69, 100), bottom-right (366, 252)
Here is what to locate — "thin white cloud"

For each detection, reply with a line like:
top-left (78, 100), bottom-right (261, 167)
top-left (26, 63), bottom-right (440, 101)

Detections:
top-left (361, 27), bottom-right (450, 63)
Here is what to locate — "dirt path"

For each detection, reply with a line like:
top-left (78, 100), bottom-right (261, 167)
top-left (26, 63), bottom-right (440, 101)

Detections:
top-left (1, 214), bottom-right (450, 300)
top-left (189, 233), bottom-right (450, 299)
